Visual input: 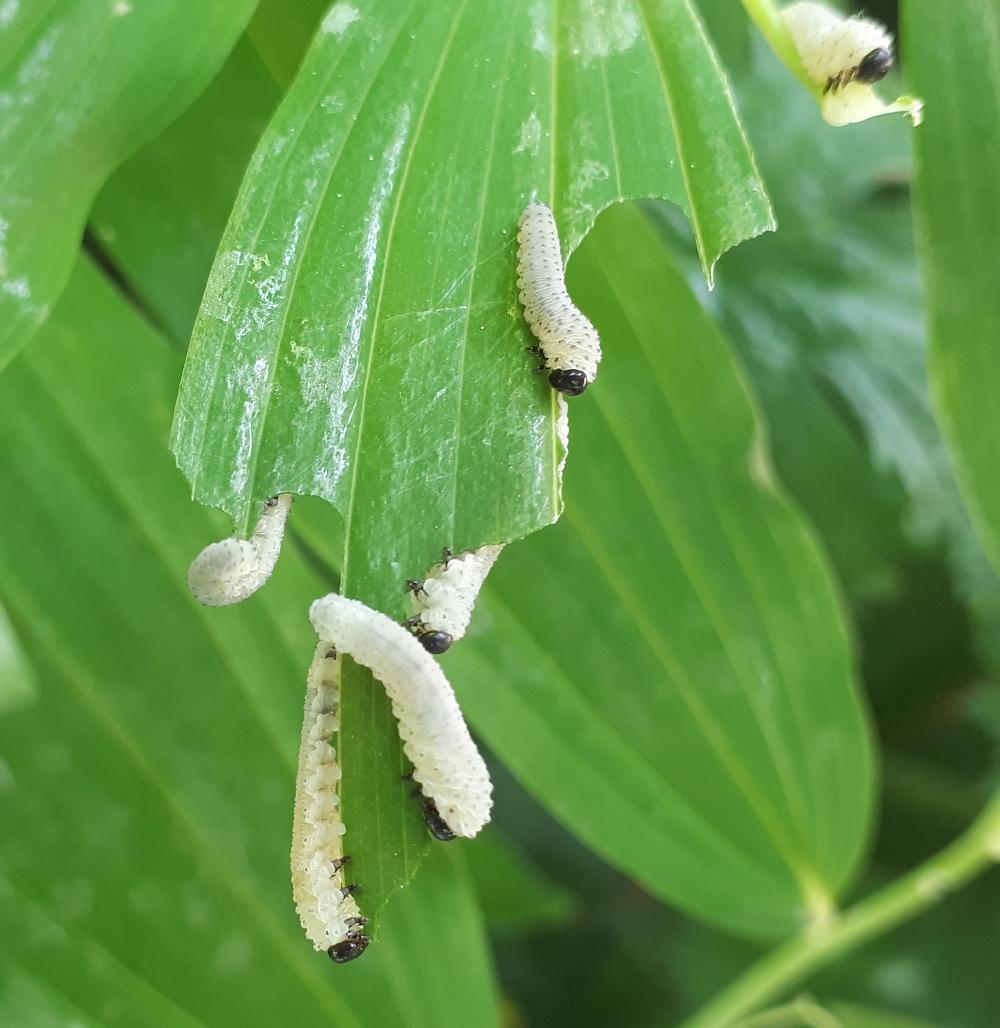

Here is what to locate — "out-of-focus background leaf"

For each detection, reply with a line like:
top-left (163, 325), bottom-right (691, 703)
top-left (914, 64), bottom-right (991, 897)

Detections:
top-left (659, 16), bottom-right (1000, 797)
top-left (0, 257), bottom-right (500, 1027)
top-left (0, 0), bottom-right (259, 369)
top-left (449, 202), bottom-right (873, 940)
top-left (907, 3), bottom-right (1000, 576)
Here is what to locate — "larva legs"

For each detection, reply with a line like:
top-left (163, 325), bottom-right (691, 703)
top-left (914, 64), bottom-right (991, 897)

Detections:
top-left (403, 544), bottom-right (504, 653)
top-left (291, 643), bottom-right (369, 960)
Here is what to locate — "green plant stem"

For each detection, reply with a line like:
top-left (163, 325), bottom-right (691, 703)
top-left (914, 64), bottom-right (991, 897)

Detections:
top-left (732, 994), bottom-right (841, 1028)
top-left (683, 790), bottom-right (1000, 1027)
top-left (738, 0), bottom-right (820, 95)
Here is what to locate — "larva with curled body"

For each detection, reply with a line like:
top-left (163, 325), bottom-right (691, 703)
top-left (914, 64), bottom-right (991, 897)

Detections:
top-left (517, 203), bottom-right (601, 396)
top-left (310, 594), bottom-right (493, 839)
top-left (290, 643), bottom-right (369, 960)
top-left (782, 2), bottom-right (893, 93)
top-left (188, 493), bottom-right (293, 606)
top-left (406, 544), bottom-right (504, 653)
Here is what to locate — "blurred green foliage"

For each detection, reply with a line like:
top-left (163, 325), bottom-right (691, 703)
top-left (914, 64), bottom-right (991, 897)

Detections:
top-left (1, 0), bottom-right (998, 1026)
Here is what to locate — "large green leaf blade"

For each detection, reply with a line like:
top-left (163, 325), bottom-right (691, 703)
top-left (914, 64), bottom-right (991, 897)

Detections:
top-left (448, 203), bottom-right (874, 939)
top-left (0, 259), bottom-right (500, 1025)
top-left (0, 0), bottom-right (258, 369)
top-left (171, 0), bottom-right (774, 534)
top-left (907, 2), bottom-right (1000, 574)
top-left (168, 0), bottom-right (774, 920)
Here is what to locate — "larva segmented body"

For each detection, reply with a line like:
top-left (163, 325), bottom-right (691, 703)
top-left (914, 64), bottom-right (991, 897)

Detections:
top-left (517, 203), bottom-right (602, 397)
top-left (310, 594), bottom-right (493, 838)
top-left (290, 643), bottom-right (369, 960)
top-left (782, 1), bottom-right (893, 93)
top-left (188, 493), bottom-right (293, 606)
top-left (407, 544), bottom-right (504, 653)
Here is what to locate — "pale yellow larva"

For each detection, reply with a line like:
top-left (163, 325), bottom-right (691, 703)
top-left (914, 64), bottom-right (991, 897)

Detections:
top-left (188, 493), bottom-right (293, 606)
top-left (517, 203), bottom-right (602, 396)
top-left (782, 1), bottom-right (893, 94)
top-left (309, 594), bottom-right (493, 839)
top-left (290, 643), bottom-right (369, 963)
top-left (405, 544), bottom-right (504, 654)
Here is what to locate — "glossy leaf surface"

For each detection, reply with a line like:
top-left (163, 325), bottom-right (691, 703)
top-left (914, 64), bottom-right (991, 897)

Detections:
top-left (168, 0), bottom-right (774, 916)
top-left (908, 1), bottom-right (1000, 575)
top-left (448, 204), bottom-right (874, 939)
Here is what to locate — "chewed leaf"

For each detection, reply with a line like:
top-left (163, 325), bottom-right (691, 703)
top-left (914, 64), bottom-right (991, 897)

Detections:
top-left (171, 0), bottom-right (774, 538)
top-left (169, 0), bottom-right (775, 921)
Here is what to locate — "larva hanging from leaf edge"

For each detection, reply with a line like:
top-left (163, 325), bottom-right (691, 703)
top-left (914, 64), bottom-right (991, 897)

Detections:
top-left (188, 493), bottom-right (293, 606)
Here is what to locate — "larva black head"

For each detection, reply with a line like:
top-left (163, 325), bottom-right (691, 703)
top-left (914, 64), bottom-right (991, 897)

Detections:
top-left (549, 369), bottom-right (588, 396)
top-left (328, 935), bottom-right (370, 963)
top-left (418, 630), bottom-right (453, 654)
top-left (422, 799), bottom-right (457, 841)
top-left (857, 47), bottom-right (893, 83)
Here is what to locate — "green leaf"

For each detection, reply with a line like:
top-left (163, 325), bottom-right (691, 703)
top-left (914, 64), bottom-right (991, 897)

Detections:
top-left (0, 0), bottom-right (258, 370)
top-left (169, 0), bottom-right (774, 919)
top-left (448, 203), bottom-right (873, 939)
top-left (907, 2), bottom-right (1000, 575)
top-left (463, 827), bottom-right (579, 937)
top-left (0, 258), bottom-right (499, 1025)
top-left (0, 598), bottom-right (35, 715)
top-left (89, 36), bottom-right (284, 346)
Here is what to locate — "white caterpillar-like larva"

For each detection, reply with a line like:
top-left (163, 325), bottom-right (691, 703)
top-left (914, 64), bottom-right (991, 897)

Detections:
top-left (517, 202), bottom-right (602, 397)
top-left (782, 2), bottom-right (893, 93)
top-left (290, 642), bottom-right (369, 963)
top-left (310, 594), bottom-right (493, 839)
top-left (405, 544), bottom-right (505, 654)
top-left (188, 493), bottom-right (293, 606)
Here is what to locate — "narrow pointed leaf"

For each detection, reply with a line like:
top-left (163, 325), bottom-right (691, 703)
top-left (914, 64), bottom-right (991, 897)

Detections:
top-left (907, 1), bottom-right (1000, 575)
